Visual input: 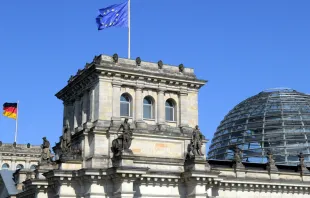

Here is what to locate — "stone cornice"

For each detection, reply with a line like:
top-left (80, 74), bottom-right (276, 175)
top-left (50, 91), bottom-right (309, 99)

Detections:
top-left (96, 64), bottom-right (206, 88)
top-left (55, 54), bottom-right (207, 102)
top-left (55, 64), bottom-right (98, 103)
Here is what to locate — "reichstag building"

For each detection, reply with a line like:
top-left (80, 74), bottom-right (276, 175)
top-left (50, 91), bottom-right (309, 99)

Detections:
top-left (0, 54), bottom-right (309, 198)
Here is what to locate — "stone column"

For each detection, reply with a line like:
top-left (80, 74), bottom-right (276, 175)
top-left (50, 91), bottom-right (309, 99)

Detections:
top-left (179, 90), bottom-right (189, 126)
top-left (88, 88), bottom-right (94, 122)
top-left (184, 178), bottom-right (208, 198)
top-left (112, 83), bottom-right (121, 119)
top-left (135, 86), bottom-right (148, 129)
top-left (135, 86), bottom-right (143, 121)
top-left (112, 176), bottom-right (136, 198)
top-left (157, 89), bottom-right (165, 124)
top-left (63, 104), bottom-right (68, 127)
top-left (74, 98), bottom-right (80, 130)
top-left (66, 103), bottom-right (74, 132)
top-left (82, 93), bottom-right (88, 125)
top-left (25, 160), bottom-right (30, 169)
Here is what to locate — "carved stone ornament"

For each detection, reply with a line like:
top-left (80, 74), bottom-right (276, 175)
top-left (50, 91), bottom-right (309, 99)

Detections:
top-left (68, 75), bottom-right (74, 83)
top-left (112, 53), bottom-right (119, 63)
top-left (77, 69), bottom-right (83, 75)
top-left (136, 57), bottom-right (141, 66)
top-left (84, 62), bottom-right (91, 68)
top-left (92, 55), bottom-right (101, 64)
top-left (111, 118), bottom-right (133, 157)
top-left (179, 64), bottom-right (185, 72)
top-left (158, 60), bottom-right (163, 69)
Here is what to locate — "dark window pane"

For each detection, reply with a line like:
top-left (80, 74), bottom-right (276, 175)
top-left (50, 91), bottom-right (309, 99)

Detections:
top-left (165, 100), bottom-right (173, 107)
top-left (166, 107), bottom-right (174, 121)
top-left (143, 105), bottom-right (152, 119)
top-left (144, 98), bottom-right (152, 105)
top-left (120, 103), bottom-right (129, 116)
top-left (121, 95), bottom-right (130, 102)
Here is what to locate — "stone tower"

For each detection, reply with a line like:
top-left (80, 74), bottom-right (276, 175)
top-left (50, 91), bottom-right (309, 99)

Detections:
top-left (54, 54), bottom-right (207, 170)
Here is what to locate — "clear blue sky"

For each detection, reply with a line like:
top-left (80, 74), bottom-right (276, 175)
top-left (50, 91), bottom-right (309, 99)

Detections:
top-left (0, 1), bottom-right (309, 151)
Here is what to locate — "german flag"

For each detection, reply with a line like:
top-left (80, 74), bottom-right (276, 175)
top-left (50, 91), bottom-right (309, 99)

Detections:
top-left (3, 103), bottom-right (18, 119)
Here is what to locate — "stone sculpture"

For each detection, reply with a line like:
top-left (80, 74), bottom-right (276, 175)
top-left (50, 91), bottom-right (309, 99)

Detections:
top-left (266, 149), bottom-right (275, 165)
top-left (231, 145), bottom-right (244, 170)
top-left (179, 64), bottom-right (185, 72)
top-left (112, 53), bottom-right (118, 63)
top-left (41, 137), bottom-right (51, 163)
top-left (266, 149), bottom-right (277, 172)
top-left (60, 124), bottom-right (71, 152)
top-left (233, 146), bottom-right (242, 164)
top-left (111, 118), bottom-right (133, 157)
top-left (297, 152), bottom-right (309, 174)
top-left (191, 125), bottom-right (203, 156)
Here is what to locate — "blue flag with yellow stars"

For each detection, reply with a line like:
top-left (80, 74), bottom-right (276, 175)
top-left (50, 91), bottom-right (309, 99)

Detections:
top-left (96, 1), bottom-right (128, 30)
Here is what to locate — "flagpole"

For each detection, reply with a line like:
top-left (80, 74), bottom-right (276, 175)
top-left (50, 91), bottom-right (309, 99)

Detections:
top-left (128, 0), bottom-right (131, 59)
top-left (14, 101), bottom-right (19, 143)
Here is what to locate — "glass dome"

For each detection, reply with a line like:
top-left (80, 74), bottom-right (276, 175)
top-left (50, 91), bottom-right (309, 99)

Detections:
top-left (208, 88), bottom-right (310, 165)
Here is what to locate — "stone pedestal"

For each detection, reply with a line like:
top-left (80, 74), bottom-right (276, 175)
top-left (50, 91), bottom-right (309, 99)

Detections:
top-left (59, 160), bottom-right (82, 170)
top-left (267, 162), bottom-right (278, 173)
top-left (184, 156), bottom-right (207, 172)
top-left (112, 150), bottom-right (134, 168)
top-left (233, 162), bottom-right (245, 172)
top-left (181, 172), bottom-right (209, 198)
top-left (35, 163), bottom-right (56, 179)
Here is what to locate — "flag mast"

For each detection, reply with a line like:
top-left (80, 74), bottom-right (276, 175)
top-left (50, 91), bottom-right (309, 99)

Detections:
top-left (128, 0), bottom-right (131, 59)
top-left (14, 101), bottom-right (19, 143)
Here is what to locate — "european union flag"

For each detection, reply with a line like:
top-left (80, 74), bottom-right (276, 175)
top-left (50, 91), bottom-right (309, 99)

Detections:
top-left (96, 1), bottom-right (128, 30)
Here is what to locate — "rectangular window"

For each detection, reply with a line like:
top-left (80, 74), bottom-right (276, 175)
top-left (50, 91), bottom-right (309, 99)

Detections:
top-left (143, 105), bottom-right (152, 119)
top-left (120, 103), bottom-right (129, 116)
top-left (166, 107), bottom-right (174, 121)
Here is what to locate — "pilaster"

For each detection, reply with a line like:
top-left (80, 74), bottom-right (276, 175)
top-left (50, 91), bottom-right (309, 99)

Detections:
top-left (112, 175), bottom-right (136, 198)
top-left (135, 86), bottom-right (143, 121)
top-left (74, 98), bottom-right (81, 129)
top-left (82, 93), bottom-right (88, 125)
top-left (112, 82), bottom-right (122, 119)
top-left (179, 88), bottom-right (189, 127)
top-left (88, 87), bottom-right (94, 122)
top-left (157, 88), bottom-right (165, 124)
top-left (67, 103), bottom-right (74, 132)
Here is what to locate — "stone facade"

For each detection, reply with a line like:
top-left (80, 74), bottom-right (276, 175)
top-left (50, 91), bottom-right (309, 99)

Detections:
top-left (0, 143), bottom-right (41, 171)
top-left (13, 54), bottom-right (310, 198)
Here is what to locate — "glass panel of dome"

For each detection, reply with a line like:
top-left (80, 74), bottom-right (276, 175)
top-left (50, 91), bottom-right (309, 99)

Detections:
top-left (302, 115), bottom-right (310, 119)
top-left (287, 156), bottom-right (298, 162)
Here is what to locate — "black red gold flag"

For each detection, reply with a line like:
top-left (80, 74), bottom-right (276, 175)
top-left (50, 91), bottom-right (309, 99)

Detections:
top-left (3, 103), bottom-right (18, 119)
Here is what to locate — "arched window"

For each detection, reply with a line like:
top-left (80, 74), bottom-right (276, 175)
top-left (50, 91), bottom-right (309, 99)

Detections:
top-left (2, 163), bottom-right (9, 170)
top-left (120, 94), bottom-right (131, 117)
top-left (143, 96), bottom-right (154, 119)
top-left (30, 165), bottom-right (37, 170)
top-left (16, 164), bottom-right (24, 170)
top-left (165, 99), bottom-right (175, 121)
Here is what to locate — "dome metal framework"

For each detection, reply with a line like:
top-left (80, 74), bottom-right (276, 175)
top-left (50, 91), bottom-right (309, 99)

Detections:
top-left (208, 88), bottom-right (310, 165)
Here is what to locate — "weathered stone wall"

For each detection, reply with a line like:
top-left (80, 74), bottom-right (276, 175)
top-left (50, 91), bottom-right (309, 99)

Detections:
top-left (0, 144), bottom-right (41, 171)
